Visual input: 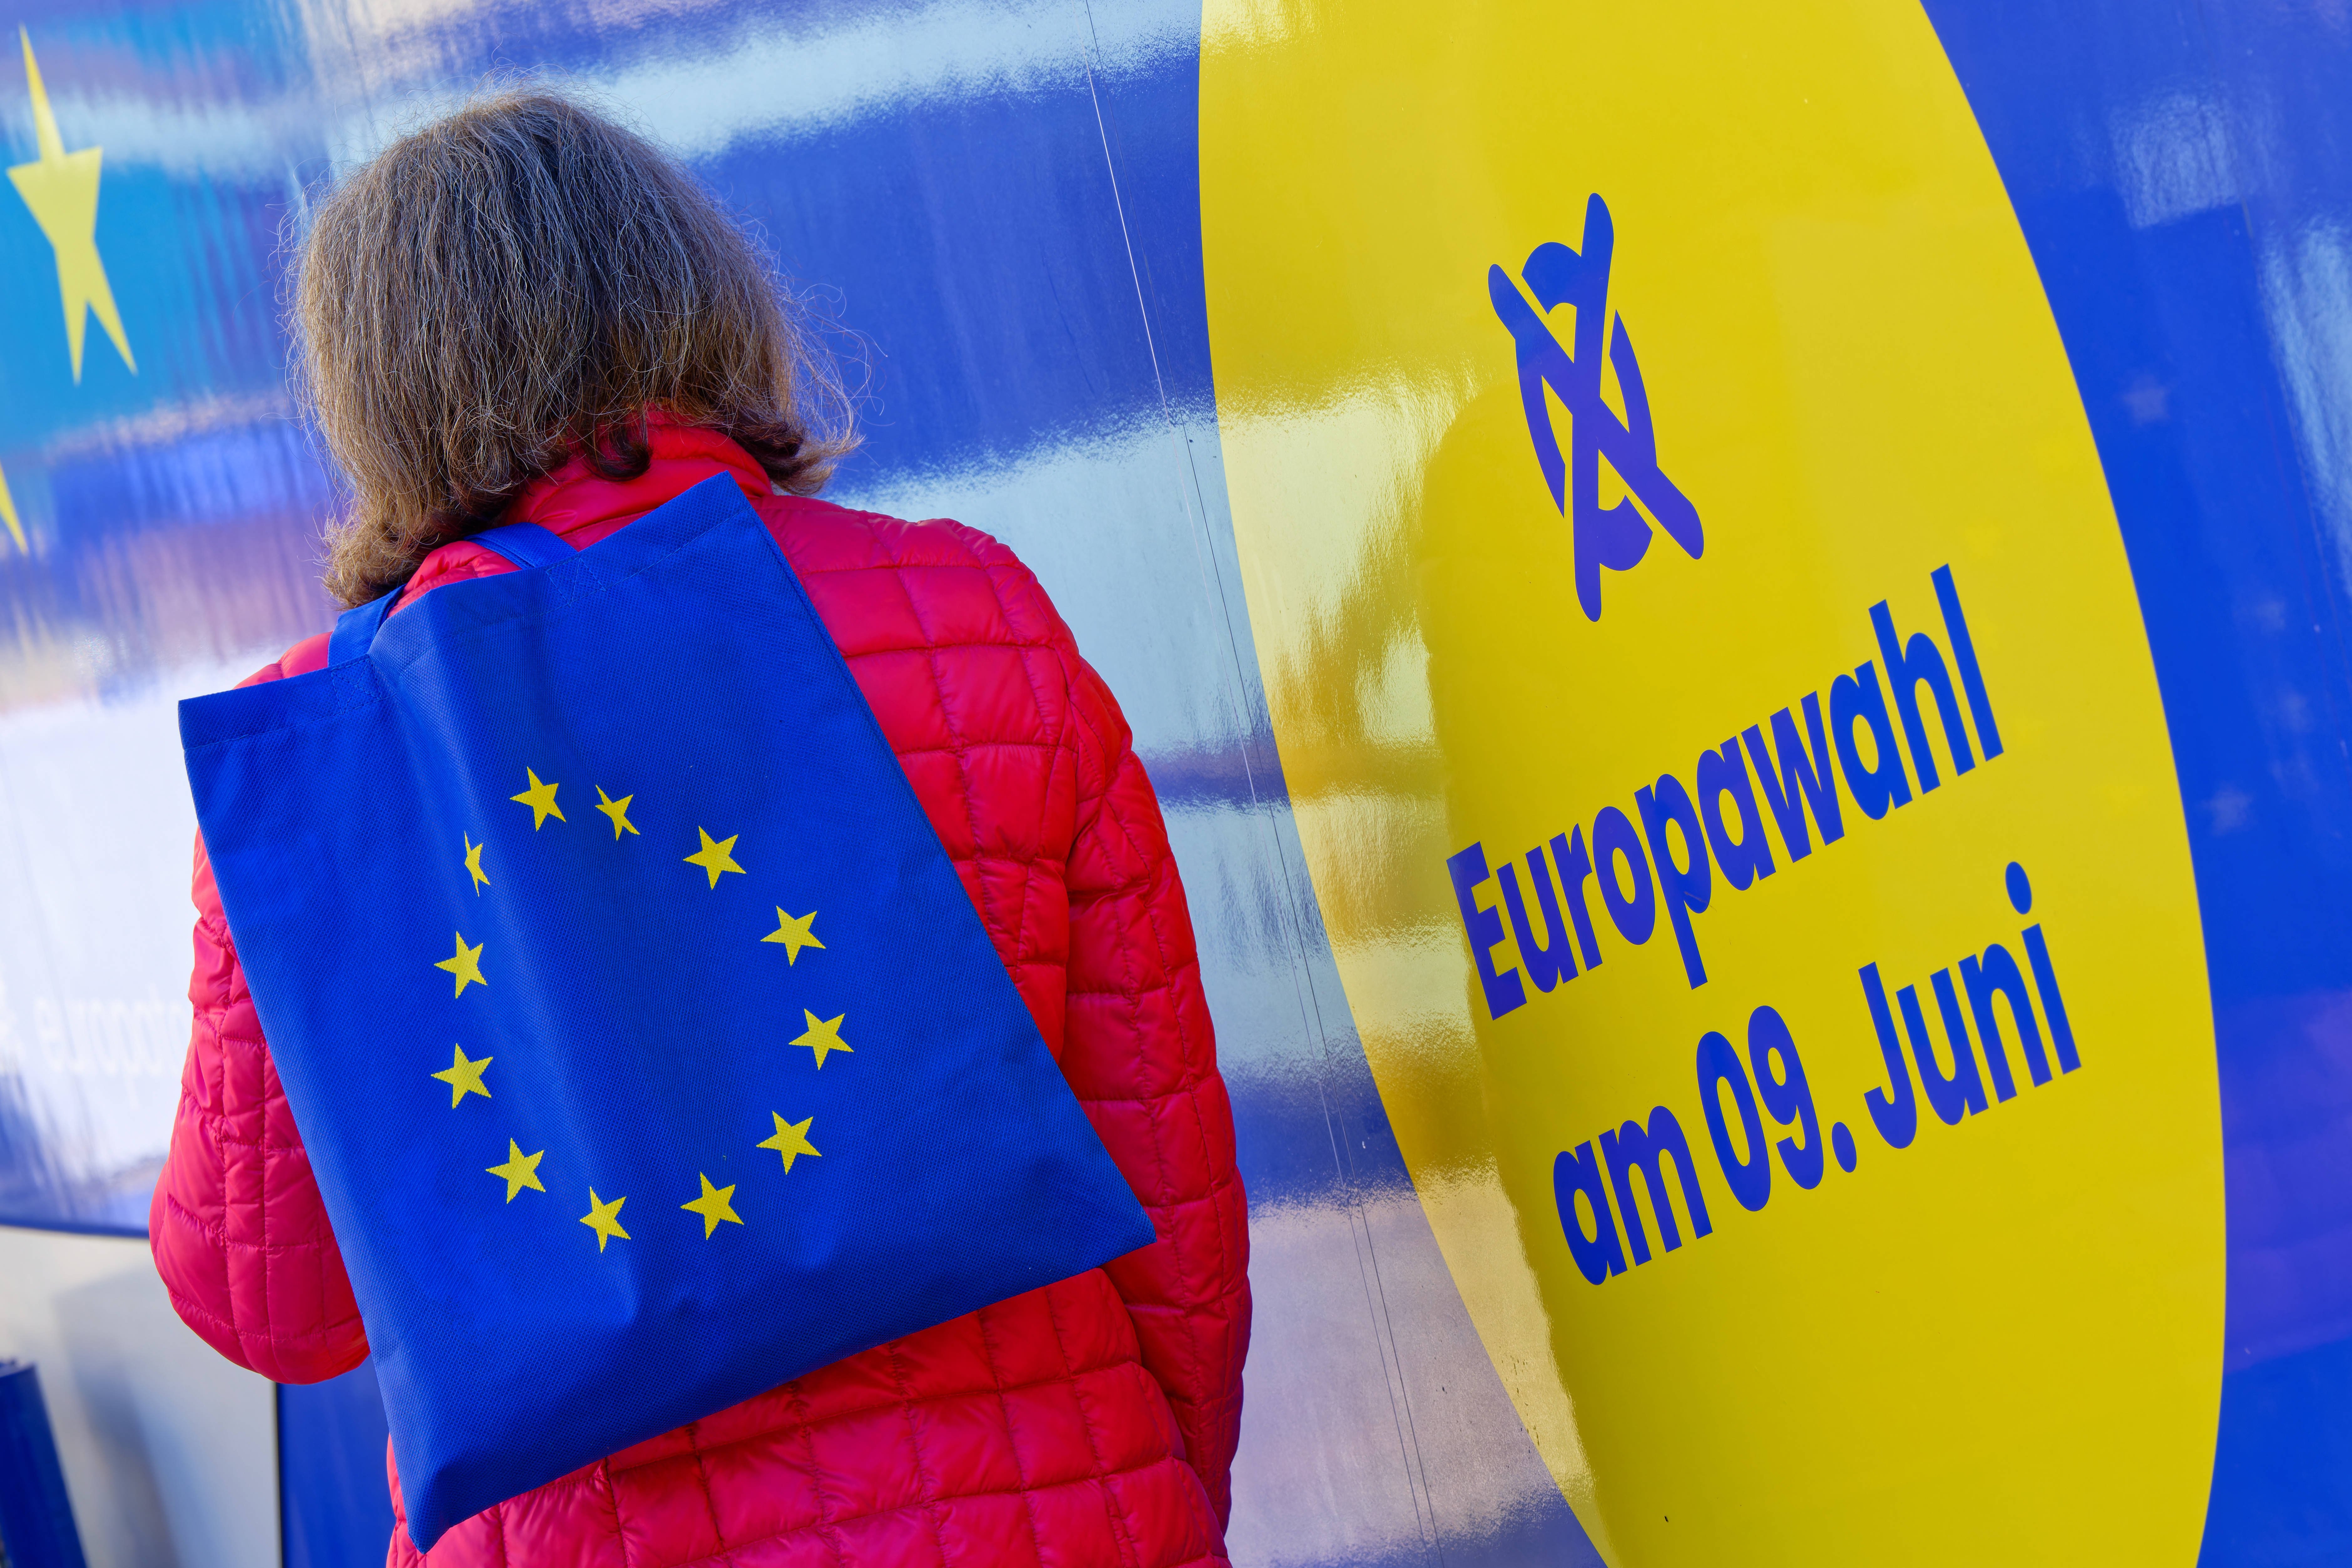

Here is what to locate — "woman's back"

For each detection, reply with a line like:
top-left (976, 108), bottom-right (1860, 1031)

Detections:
top-left (156, 422), bottom-right (1249, 1565)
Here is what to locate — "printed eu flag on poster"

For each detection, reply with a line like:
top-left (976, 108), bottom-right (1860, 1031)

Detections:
top-left (179, 477), bottom-right (1153, 1550)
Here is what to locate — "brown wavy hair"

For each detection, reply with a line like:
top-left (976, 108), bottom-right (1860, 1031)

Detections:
top-left (296, 89), bottom-right (856, 606)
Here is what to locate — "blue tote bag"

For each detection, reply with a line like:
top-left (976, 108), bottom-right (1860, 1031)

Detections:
top-left (180, 476), bottom-right (1153, 1548)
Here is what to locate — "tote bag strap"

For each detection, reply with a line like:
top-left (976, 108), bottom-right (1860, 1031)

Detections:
top-left (470, 520), bottom-right (576, 568)
top-left (325, 521), bottom-right (579, 665)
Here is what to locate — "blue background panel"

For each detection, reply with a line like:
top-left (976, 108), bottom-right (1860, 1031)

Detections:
top-left (1921, 3), bottom-right (2352, 1560)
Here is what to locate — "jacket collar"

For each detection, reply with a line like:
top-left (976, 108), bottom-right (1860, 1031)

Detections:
top-left (504, 416), bottom-right (773, 546)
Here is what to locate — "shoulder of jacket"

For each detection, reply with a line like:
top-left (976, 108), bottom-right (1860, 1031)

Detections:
top-left (237, 631), bottom-right (331, 687)
top-left (754, 493), bottom-right (1073, 647)
top-left (399, 539), bottom-right (516, 605)
top-left (754, 493), bottom-right (1012, 569)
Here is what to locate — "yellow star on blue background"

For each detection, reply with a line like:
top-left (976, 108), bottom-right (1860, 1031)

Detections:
top-left (682, 1173), bottom-right (743, 1237)
top-left (580, 1190), bottom-right (629, 1250)
top-left (0, 463), bottom-right (21, 553)
top-left (431, 1043), bottom-right (492, 1106)
top-left (511, 769), bottom-right (563, 828)
top-left (8, 30), bottom-right (133, 383)
top-left (685, 827), bottom-right (745, 888)
top-left (791, 1010), bottom-right (851, 1068)
top-left (757, 1113), bottom-right (821, 1171)
top-left (762, 907), bottom-right (823, 963)
top-left (595, 786), bottom-right (638, 840)
top-left (436, 932), bottom-right (486, 996)
top-left (486, 1140), bottom-right (545, 1202)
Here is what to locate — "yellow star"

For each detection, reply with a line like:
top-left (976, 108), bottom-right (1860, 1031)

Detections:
top-left (684, 827), bottom-right (744, 888)
top-left (435, 932), bottom-right (486, 997)
top-left (8, 32), bottom-right (132, 383)
top-left (681, 1172), bottom-right (743, 1237)
top-left (510, 768), bottom-right (563, 828)
top-left (430, 1043), bottom-right (492, 1106)
top-left (594, 786), bottom-right (638, 840)
top-left (463, 834), bottom-right (490, 894)
top-left (0, 462), bottom-right (22, 552)
top-left (790, 1010), bottom-right (851, 1069)
top-left (761, 907), bottom-right (824, 964)
top-left (756, 1112), bottom-right (821, 1172)
top-left (580, 1189), bottom-right (629, 1251)
top-left (485, 1139), bottom-right (545, 1202)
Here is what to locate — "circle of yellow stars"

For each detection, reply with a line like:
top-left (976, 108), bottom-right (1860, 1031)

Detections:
top-left (425, 764), bottom-right (846, 1253)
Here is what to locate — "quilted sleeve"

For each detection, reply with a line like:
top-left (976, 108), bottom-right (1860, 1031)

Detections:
top-left (1059, 647), bottom-right (1253, 1525)
top-left (149, 639), bottom-right (369, 1384)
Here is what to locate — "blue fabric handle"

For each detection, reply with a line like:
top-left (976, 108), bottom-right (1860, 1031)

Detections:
top-left (471, 520), bottom-right (576, 569)
top-left (325, 521), bottom-right (580, 665)
top-left (326, 589), bottom-right (399, 666)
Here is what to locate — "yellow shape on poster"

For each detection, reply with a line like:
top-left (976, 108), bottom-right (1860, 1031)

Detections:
top-left (8, 30), bottom-right (134, 382)
top-left (1199, 3), bottom-right (2223, 1565)
top-left (0, 462), bottom-right (21, 552)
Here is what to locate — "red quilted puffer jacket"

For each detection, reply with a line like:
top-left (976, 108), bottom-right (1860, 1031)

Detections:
top-left (150, 424), bottom-right (1251, 1565)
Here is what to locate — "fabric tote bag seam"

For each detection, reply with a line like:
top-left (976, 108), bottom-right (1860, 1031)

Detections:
top-left (181, 675), bottom-right (388, 751)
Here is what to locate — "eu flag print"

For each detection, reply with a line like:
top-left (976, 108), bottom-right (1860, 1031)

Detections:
top-left (179, 476), bottom-right (1154, 1549)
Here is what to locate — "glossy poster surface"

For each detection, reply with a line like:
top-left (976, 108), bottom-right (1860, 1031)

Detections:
top-left (1203, 0), bottom-right (2352, 1564)
top-left (1204, 1), bottom-right (2221, 1559)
